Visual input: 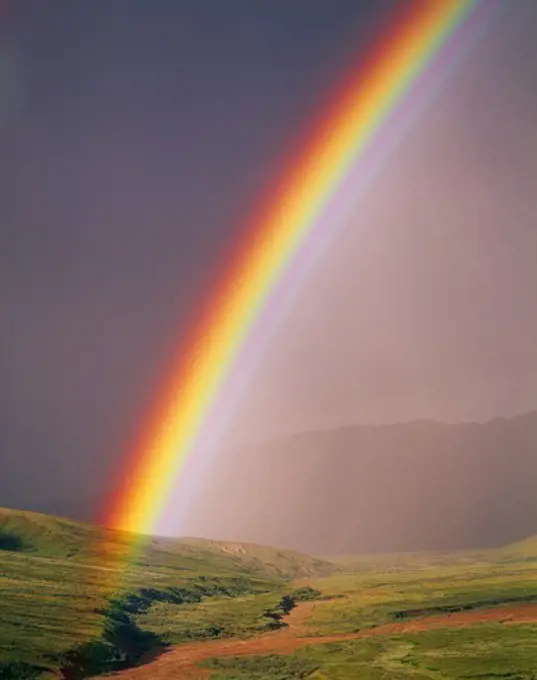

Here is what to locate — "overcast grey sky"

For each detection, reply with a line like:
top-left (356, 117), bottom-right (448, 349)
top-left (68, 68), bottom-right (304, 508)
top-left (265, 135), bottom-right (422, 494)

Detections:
top-left (231, 1), bottom-right (537, 442)
top-left (2, 1), bottom-right (537, 528)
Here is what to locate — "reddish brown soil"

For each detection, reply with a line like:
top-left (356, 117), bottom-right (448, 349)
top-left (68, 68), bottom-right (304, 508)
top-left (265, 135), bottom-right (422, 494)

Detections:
top-left (97, 602), bottom-right (537, 680)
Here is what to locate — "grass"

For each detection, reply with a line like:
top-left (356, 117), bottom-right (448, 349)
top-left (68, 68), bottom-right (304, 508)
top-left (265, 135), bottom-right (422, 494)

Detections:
top-left (205, 654), bottom-right (320, 679)
top-left (3, 507), bottom-right (537, 679)
top-left (203, 625), bottom-right (537, 679)
top-left (199, 538), bottom-right (537, 678)
top-left (404, 624), bottom-right (537, 678)
top-left (0, 543), bottom-right (280, 677)
top-left (0, 508), bottom-right (332, 678)
top-left (138, 587), bottom-right (322, 643)
top-left (138, 591), bottom-right (288, 642)
top-left (294, 552), bottom-right (537, 635)
top-left (0, 508), bottom-right (336, 579)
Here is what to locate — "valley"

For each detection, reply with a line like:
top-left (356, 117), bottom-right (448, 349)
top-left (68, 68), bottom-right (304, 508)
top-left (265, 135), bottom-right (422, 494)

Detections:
top-left (2, 508), bottom-right (537, 679)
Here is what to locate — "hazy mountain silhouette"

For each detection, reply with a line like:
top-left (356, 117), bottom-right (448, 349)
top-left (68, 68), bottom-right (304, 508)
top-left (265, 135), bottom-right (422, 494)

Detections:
top-left (186, 411), bottom-right (537, 555)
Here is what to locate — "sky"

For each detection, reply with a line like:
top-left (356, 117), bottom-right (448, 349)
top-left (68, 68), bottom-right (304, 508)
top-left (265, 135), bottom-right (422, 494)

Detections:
top-left (2, 1), bottom-right (537, 542)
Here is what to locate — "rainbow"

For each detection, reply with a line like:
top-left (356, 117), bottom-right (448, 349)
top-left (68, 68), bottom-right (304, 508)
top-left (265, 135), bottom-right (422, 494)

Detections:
top-left (104, 0), bottom-right (499, 536)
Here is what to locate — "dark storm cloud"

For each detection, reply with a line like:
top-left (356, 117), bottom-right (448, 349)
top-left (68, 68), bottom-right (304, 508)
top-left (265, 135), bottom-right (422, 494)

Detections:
top-left (2, 1), bottom-right (537, 554)
top-left (1, 0), bottom-right (397, 508)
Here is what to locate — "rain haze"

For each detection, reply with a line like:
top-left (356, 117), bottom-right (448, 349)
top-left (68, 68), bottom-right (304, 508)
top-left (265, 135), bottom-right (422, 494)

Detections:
top-left (2, 1), bottom-right (537, 554)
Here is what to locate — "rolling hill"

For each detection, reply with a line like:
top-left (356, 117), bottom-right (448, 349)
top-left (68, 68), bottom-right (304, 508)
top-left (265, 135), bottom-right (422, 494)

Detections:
top-left (327, 533), bottom-right (537, 572)
top-left (0, 507), bottom-right (337, 678)
top-left (0, 507), bottom-right (336, 579)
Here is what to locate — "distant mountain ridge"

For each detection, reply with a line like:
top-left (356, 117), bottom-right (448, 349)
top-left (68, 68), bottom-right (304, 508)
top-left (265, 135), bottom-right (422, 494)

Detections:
top-left (184, 410), bottom-right (537, 555)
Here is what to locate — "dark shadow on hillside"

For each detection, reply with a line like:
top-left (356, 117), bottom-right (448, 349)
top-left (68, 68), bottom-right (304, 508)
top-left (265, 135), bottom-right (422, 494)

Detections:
top-left (0, 661), bottom-right (48, 680)
top-left (59, 604), bottom-right (167, 680)
top-left (393, 593), bottom-right (537, 620)
top-left (0, 531), bottom-right (27, 551)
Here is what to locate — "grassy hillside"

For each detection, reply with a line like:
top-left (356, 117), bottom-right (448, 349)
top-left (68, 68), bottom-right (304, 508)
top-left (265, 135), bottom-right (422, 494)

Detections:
top-left (328, 532), bottom-right (537, 573)
top-left (309, 537), bottom-right (537, 635)
top-left (0, 508), bottom-right (334, 679)
top-left (179, 538), bottom-right (336, 579)
top-left (490, 534), bottom-right (537, 563)
top-left (199, 538), bottom-right (537, 679)
top-left (202, 626), bottom-right (537, 680)
top-left (0, 507), bottom-right (336, 579)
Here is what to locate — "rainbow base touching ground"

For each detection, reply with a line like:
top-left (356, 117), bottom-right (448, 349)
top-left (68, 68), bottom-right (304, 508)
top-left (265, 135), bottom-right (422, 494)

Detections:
top-left (102, 0), bottom-right (500, 542)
